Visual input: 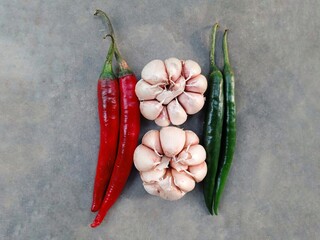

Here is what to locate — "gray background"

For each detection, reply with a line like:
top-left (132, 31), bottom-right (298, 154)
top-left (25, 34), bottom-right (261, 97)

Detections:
top-left (1, 0), bottom-right (319, 239)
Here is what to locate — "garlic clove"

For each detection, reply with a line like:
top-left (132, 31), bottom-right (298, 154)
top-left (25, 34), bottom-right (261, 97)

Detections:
top-left (184, 130), bottom-right (200, 147)
top-left (188, 162), bottom-right (207, 182)
top-left (160, 126), bottom-right (186, 157)
top-left (140, 168), bottom-right (166, 183)
top-left (172, 169), bottom-right (196, 192)
top-left (143, 183), bottom-right (161, 196)
top-left (141, 59), bottom-right (168, 85)
top-left (177, 144), bottom-right (206, 166)
top-left (178, 92), bottom-right (205, 114)
top-left (167, 99), bottom-right (187, 125)
top-left (142, 130), bottom-right (163, 155)
top-left (133, 145), bottom-right (161, 172)
top-left (185, 74), bottom-right (208, 94)
top-left (155, 107), bottom-right (170, 127)
top-left (183, 60), bottom-right (201, 80)
top-left (158, 170), bottom-right (186, 200)
top-left (164, 57), bottom-right (182, 82)
top-left (135, 79), bottom-right (164, 101)
top-left (140, 100), bottom-right (163, 120)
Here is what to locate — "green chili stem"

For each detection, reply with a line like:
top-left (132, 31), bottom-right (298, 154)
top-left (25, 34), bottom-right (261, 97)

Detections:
top-left (105, 34), bottom-right (114, 63)
top-left (94, 9), bottom-right (114, 35)
top-left (210, 23), bottom-right (219, 70)
top-left (223, 30), bottom-right (230, 66)
top-left (99, 34), bottom-right (115, 79)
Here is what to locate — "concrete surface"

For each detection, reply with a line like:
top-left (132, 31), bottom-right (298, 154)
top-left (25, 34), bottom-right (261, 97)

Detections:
top-left (1, 0), bottom-right (319, 239)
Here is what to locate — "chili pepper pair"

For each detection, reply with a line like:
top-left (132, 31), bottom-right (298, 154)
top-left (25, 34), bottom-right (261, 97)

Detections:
top-left (203, 24), bottom-right (236, 215)
top-left (90, 10), bottom-right (140, 228)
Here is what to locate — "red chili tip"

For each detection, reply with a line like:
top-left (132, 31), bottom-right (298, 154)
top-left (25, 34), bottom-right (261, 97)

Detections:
top-left (91, 204), bottom-right (99, 212)
top-left (90, 219), bottom-right (101, 228)
top-left (91, 214), bottom-right (104, 228)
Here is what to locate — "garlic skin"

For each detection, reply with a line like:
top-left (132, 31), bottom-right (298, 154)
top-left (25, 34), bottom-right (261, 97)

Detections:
top-left (133, 127), bottom-right (207, 201)
top-left (135, 58), bottom-right (207, 126)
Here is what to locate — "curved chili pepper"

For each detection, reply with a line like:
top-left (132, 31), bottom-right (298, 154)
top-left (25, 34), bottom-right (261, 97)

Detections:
top-left (91, 34), bottom-right (120, 212)
top-left (213, 29), bottom-right (236, 215)
top-left (91, 10), bottom-right (140, 228)
top-left (203, 23), bottom-right (224, 215)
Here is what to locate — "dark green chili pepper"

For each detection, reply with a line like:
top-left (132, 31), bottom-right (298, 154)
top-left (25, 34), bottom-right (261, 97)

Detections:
top-left (213, 29), bottom-right (236, 215)
top-left (203, 23), bottom-right (224, 215)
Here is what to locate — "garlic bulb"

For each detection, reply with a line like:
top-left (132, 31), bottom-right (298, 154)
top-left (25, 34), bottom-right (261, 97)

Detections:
top-left (133, 127), bottom-right (207, 200)
top-left (135, 58), bottom-right (207, 126)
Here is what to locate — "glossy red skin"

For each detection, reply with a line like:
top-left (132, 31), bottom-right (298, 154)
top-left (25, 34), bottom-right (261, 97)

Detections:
top-left (91, 78), bottom-right (120, 212)
top-left (91, 74), bottom-right (140, 227)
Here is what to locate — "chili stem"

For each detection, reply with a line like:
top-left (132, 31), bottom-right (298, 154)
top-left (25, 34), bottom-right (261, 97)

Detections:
top-left (94, 9), bottom-right (132, 76)
top-left (223, 29), bottom-right (230, 66)
top-left (94, 9), bottom-right (114, 34)
top-left (100, 34), bottom-right (115, 79)
top-left (210, 23), bottom-right (219, 71)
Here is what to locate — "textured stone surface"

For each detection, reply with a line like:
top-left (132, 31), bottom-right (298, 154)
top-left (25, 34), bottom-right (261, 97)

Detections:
top-left (1, 0), bottom-right (319, 239)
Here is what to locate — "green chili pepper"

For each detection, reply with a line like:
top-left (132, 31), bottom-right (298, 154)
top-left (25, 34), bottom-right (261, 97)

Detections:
top-left (203, 23), bottom-right (224, 215)
top-left (213, 29), bottom-right (236, 215)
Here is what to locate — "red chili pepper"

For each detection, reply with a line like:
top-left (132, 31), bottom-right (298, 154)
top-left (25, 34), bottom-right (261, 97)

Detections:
top-left (91, 10), bottom-right (140, 228)
top-left (91, 34), bottom-right (120, 212)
